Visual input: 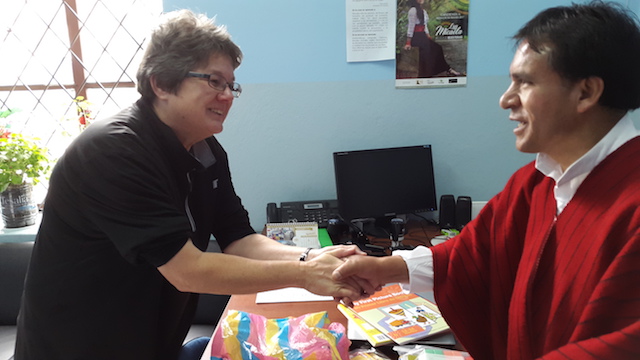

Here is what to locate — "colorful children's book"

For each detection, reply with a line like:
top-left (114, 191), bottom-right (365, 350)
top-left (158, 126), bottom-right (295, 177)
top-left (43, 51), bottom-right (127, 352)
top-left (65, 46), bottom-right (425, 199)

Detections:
top-left (337, 303), bottom-right (393, 346)
top-left (345, 283), bottom-right (450, 345)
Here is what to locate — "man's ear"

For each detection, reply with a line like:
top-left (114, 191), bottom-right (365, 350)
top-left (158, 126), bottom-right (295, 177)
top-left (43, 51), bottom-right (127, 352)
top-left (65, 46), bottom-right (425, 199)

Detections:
top-left (577, 76), bottom-right (604, 113)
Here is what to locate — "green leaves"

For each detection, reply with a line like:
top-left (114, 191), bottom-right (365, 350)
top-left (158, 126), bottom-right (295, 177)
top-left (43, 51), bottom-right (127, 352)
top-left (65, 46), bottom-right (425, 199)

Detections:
top-left (0, 133), bottom-right (50, 193)
top-left (0, 109), bottom-right (20, 119)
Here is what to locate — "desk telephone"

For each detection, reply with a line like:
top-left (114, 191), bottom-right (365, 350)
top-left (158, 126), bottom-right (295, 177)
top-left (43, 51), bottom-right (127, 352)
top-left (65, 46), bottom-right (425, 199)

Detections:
top-left (266, 200), bottom-right (339, 228)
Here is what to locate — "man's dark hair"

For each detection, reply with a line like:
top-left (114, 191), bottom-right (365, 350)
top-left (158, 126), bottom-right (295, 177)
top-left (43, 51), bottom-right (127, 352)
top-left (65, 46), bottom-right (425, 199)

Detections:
top-left (513, 1), bottom-right (640, 110)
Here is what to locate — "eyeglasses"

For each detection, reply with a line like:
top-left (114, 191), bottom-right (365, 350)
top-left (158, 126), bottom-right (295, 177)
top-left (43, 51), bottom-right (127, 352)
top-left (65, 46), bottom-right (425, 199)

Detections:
top-left (186, 71), bottom-right (242, 98)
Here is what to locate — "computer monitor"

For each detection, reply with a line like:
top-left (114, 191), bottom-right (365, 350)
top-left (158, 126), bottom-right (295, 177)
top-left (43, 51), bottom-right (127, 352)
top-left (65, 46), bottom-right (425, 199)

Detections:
top-left (333, 145), bottom-right (437, 229)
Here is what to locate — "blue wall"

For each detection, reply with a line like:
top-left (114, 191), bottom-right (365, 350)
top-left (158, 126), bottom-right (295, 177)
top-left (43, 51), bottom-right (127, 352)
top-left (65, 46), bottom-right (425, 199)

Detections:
top-left (164, 0), bottom-right (640, 231)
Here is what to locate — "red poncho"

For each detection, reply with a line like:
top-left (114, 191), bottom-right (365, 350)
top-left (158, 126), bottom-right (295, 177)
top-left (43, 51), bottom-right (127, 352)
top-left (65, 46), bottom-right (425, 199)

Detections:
top-left (432, 137), bottom-right (640, 360)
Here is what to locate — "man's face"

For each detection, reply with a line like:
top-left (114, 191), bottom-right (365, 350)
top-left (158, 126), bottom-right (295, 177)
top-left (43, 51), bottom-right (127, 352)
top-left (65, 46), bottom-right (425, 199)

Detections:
top-left (499, 42), bottom-right (583, 158)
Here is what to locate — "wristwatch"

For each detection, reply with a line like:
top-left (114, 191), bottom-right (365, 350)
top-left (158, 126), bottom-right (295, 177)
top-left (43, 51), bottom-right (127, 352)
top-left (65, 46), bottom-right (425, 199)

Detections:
top-left (299, 247), bottom-right (312, 261)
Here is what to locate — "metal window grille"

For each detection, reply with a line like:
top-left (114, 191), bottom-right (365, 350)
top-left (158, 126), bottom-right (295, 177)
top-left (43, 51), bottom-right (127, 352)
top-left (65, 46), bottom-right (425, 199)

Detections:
top-left (0, 0), bottom-right (161, 160)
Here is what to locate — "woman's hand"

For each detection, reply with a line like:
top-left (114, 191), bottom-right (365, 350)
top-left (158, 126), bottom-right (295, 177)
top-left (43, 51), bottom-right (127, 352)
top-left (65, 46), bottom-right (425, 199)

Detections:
top-left (333, 255), bottom-right (410, 305)
top-left (301, 249), bottom-right (367, 301)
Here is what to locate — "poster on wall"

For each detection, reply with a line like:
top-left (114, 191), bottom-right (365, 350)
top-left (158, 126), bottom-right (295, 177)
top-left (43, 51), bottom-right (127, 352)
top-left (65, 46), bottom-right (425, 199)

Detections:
top-left (395, 0), bottom-right (469, 88)
top-left (346, 0), bottom-right (396, 62)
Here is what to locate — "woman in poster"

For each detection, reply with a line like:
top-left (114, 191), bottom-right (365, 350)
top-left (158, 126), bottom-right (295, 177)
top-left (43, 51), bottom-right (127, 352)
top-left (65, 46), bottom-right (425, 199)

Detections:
top-left (404, 0), bottom-right (461, 77)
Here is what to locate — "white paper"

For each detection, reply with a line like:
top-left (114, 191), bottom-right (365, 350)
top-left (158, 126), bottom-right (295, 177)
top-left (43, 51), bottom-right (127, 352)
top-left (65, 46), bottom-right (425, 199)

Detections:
top-left (346, 0), bottom-right (395, 62)
top-left (255, 287), bottom-right (333, 303)
top-left (346, 318), bottom-right (368, 340)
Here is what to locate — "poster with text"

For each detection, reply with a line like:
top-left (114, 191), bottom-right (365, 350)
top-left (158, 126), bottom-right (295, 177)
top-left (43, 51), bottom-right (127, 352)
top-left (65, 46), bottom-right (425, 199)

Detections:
top-left (346, 0), bottom-right (396, 62)
top-left (395, 0), bottom-right (469, 88)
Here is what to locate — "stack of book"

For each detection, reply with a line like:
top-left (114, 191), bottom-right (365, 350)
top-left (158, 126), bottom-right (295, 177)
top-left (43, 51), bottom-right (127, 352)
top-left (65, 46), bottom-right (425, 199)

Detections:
top-left (337, 283), bottom-right (452, 347)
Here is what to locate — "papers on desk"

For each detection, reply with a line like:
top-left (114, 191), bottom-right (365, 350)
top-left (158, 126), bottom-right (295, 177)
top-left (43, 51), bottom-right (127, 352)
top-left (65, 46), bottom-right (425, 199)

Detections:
top-left (255, 287), bottom-right (333, 303)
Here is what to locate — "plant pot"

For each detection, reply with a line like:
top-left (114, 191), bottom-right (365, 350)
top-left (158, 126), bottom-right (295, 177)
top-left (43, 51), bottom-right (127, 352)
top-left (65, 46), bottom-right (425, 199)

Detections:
top-left (1, 183), bottom-right (38, 228)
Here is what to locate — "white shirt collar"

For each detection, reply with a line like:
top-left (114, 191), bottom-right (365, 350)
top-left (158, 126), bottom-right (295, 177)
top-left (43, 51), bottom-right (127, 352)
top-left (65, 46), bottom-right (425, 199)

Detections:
top-left (536, 116), bottom-right (640, 214)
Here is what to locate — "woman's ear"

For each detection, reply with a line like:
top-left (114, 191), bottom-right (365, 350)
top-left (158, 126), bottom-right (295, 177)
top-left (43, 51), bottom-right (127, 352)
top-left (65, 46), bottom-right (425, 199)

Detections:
top-left (577, 76), bottom-right (604, 113)
top-left (149, 74), bottom-right (171, 100)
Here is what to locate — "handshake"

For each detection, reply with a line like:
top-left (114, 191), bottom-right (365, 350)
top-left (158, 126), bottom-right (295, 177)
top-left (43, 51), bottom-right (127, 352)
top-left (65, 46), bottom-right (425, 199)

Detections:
top-left (300, 244), bottom-right (409, 305)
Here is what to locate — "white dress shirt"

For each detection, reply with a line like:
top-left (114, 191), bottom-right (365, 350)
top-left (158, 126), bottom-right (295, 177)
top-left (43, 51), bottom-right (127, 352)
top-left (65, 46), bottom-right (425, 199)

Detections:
top-left (395, 116), bottom-right (640, 293)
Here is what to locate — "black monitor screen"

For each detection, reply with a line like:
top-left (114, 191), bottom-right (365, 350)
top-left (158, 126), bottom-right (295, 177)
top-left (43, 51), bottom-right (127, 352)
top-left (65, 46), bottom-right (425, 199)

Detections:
top-left (333, 145), bottom-right (437, 222)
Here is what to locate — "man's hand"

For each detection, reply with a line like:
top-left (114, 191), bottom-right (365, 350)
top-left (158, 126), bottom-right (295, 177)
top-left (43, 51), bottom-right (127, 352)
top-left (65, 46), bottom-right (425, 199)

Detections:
top-left (332, 255), bottom-right (410, 305)
top-left (301, 248), bottom-right (371, 301)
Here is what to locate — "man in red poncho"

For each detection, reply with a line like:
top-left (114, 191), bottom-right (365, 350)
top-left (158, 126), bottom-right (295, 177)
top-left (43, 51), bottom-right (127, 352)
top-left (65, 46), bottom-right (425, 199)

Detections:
top-left (334, 1), bottom-right (640, 359)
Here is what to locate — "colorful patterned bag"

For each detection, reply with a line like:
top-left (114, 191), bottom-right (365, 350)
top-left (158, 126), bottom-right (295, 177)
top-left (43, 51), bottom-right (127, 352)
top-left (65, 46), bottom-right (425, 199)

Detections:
top-left (210, 310), bottom-right (350, 360)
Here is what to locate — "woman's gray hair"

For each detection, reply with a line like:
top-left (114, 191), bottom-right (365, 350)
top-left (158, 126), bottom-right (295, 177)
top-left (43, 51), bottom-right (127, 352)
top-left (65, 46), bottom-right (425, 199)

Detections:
top-left (136, 9), bottom-right (243, 101)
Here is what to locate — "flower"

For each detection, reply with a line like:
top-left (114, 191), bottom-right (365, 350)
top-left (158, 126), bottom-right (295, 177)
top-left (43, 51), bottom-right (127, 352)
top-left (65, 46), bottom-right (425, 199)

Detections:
top-left (74, 96), bottom-right (93, 128)
top-left (0, 108), bottom-right (20, 139)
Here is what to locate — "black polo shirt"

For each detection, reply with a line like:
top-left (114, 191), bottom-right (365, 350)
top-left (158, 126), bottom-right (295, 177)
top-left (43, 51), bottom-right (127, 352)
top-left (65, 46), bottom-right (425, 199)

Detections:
top-left (16, 99), bottom-right (255, 360)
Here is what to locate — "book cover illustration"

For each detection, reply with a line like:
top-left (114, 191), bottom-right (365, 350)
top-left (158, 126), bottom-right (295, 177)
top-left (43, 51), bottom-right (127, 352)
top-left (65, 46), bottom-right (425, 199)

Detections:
top-left (337, 303), bottom-right (393, 347)
top-left (265, 222), bottom-right (320, 248)
top-left (348, 283), bottom-right (450, 345)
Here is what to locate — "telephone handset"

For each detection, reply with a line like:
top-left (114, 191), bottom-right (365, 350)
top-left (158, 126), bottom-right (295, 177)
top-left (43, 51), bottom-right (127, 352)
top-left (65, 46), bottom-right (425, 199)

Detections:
top-left (266, 199), bottom-right (339, 228)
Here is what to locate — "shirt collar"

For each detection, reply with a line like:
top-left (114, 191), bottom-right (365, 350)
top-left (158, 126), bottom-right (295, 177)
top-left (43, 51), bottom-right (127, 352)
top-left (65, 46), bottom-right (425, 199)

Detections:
top-left (190, 139), bottom-right (217, 169)
top-left (536, 116), bottom-right (639, 184)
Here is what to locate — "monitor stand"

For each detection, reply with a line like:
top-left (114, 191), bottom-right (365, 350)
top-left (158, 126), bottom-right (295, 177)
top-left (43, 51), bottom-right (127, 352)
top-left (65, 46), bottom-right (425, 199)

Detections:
top-left (351, 217), bottom-right (389, 239)
top-left (351, 216), bottom-right (415, 251)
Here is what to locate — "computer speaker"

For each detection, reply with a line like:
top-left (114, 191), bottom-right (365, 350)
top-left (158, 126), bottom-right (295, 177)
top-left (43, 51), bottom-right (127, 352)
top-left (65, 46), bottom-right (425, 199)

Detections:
top-left (390, 217), bottom-right (405, 242)
top-left (438, 194), bottom-right (456, 229)
top-left (456, 196), bottom-right (472, 230)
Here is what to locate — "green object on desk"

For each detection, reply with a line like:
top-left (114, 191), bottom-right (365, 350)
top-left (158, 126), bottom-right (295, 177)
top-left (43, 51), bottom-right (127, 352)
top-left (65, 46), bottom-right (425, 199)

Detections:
top-left (318, 228), bottom-right (333, 247)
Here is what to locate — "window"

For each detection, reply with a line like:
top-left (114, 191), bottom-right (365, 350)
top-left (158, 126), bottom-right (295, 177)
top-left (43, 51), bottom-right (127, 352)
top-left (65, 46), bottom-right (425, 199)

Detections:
top-left (0, 0), bottom-right (162, 159)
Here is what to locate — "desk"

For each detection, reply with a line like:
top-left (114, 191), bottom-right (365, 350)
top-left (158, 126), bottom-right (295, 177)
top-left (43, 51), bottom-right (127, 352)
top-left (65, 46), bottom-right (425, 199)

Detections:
top-left (263, 218), bottom-right (441, 256)
top-left (199, 219), bottom-right (450, 359)
top-left (200, 291), bottom-right (457, 360)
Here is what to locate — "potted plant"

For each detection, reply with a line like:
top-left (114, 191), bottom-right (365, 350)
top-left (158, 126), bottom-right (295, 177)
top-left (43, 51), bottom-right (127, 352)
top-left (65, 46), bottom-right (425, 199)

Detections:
top-left (0, 123), bottom-right (50, 228)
